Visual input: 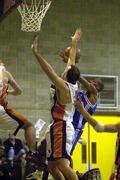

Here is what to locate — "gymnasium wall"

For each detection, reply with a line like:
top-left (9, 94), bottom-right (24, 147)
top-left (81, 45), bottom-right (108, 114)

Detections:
top-left (0, 0), bottom-right (120, 137)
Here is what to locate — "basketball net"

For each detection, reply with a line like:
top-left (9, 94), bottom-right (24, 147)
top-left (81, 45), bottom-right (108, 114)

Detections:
top-left (17, 0), bottom-right (52, 32)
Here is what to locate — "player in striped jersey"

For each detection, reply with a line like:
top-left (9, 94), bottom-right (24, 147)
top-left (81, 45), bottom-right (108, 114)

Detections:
top-left (71, 89), bottom-right (97, 154)
top-left (31, 29), bottom-right (81, 180)
top-left (70, 77), bottom-right (104, 155)
top-left (0, 60), bottom-right (36, 153)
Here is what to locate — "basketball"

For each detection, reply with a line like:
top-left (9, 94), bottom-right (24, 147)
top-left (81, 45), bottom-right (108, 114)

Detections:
top-left (60, 46), bottom-right (80, 63)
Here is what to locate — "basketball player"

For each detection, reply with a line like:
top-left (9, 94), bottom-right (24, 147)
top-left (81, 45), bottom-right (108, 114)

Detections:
top-left (0, 61), bottom-right (36, 153)
top-left (70, 77), bottom-right (104, 155)
top-left (31, 29), bottom-right (81, 180)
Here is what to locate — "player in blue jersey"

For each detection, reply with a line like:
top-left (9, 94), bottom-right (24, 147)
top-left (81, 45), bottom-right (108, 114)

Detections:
top-left (70, 77), bottom-right (104, 155)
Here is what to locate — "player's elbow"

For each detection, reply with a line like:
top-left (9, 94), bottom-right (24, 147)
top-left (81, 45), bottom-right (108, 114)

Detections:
top-left (15, 88), bottom-right (22, 95)
top-left (18, 88), bottom-right (22, 95)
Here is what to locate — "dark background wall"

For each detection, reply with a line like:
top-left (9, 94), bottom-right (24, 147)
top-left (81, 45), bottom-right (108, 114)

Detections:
top-left (0, 0), bottom-right (120, 138)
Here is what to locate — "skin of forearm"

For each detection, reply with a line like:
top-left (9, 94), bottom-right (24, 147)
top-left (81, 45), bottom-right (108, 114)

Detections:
top-left (104, 124), bottom-right (117, 132)
top-left (83, 109), bottom-right (118, 133)
top-left (76, 101), bottom-right (119, 133)
top-left (68, 44), bottom-right (77, 66)
top-left (82, 109), bottom-right (97, 127)
top-left (79, 76), bottom-right (90, 89)
top-left (62, 44), bottom-right (77, 77)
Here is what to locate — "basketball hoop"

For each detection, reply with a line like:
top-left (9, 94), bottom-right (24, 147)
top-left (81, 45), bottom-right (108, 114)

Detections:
top-left (17, 0), bottom-right (52, 32)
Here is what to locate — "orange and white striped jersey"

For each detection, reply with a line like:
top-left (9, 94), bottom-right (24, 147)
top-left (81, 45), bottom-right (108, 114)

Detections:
top-left (50, 82), bottom-right (78, 123)
top-left (0, 66), bottom-right (29, 136)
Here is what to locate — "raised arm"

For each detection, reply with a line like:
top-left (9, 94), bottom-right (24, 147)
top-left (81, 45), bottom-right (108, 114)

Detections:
top-left (67, 28), bottom-right (82, 67)
top-left (74, 100), bottom-right (97, 127)
top-left (62, 28), bottom-right (81, 78)
top-left (31, 36), bottom-right (68, 91)
top-left (6, 71), bottom-right (22, 96)
top-left (74, 100), bottom-right (120, 133)
top-left (79, 76), bottom-right (97, 94)
top-left (104, 123), bottom-right (120, 132)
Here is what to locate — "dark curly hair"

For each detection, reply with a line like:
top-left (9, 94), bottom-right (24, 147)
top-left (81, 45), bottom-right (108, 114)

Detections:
top-left (66, 65), bottom-right (80, 84)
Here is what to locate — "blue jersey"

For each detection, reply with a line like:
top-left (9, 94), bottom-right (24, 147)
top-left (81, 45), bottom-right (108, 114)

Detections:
top-left (70, 90), bottom-right (97, 155)
top-left (72, 90), bottom-right (97, 131)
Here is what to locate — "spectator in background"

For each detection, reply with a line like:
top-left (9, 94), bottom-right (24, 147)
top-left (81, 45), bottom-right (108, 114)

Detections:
top-left (3, 133), bottom-right (26, 159)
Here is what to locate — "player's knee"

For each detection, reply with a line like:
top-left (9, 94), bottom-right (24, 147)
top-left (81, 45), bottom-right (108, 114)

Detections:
top-left (23, 121), bottom-right (34, 129)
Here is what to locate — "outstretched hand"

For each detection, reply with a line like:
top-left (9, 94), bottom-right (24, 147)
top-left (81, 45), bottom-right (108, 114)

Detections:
top-left (31, 35), bottom-right (38, 52)
top-left (71, 28), bottom-right (82, 45)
